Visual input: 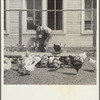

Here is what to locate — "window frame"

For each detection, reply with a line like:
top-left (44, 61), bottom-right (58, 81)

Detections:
top-left (4, 0), bottom-right (10, 34)
top-left (22, 0), bottom-right (65, 34)
top-left (81, 0), bottom-right (93, 35)
top-left (27, 0), bottom-right (42, 30)
top-left (47, 0), bottom-right (63, 30)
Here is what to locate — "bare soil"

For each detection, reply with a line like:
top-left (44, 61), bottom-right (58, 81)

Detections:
top-left (4, 57), bottom-right (96, 85)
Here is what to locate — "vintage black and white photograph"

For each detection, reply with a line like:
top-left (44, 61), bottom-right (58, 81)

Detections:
top-left (3, 0), bottom-right (98, 85)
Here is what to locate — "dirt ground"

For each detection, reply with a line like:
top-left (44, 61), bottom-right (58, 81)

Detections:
top-left (4, 56), bottom-right (96, 85)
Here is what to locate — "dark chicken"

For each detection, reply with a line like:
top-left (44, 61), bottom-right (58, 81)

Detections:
top-left (53, 44), bottom-right (61, 52)
top-left (59, 56), bottom-right (71, 66)
top-left (69, 55), bottom-right (83, 72)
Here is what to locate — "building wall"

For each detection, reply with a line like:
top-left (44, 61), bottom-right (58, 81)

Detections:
top-left (4, 0), bottom-right (93, 48)
top-left (65, 0), bottom-right (93, 47)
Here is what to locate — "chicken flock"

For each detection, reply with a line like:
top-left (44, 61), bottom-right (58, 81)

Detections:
top-left (4, 51), bottom-right (96, 76)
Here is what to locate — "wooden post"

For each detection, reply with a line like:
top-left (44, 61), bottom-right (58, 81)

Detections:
top-left (93, 0), bottom-right (96, 48)
top-left (19, 11), bottom-right (22, 48)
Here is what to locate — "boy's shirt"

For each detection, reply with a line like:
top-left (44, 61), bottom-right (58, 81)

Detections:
top-left (40, 26), bottom-right (52, 36)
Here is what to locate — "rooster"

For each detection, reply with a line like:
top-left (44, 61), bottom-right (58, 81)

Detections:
top-left (53, 43), bottom-right (61, 53)
top-left (69, 55), bottom-right (83, 73)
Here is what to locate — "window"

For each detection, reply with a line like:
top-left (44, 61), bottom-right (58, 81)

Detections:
top-left (85, 0), bottom-right (93, 30)
top-left (26, 0), bottom-right (62, 31)
top-left (27, 0), bottom-right (42, 30)
top-left (48, 0), bottom-right (62, 30)
top-left (4, 0), bottom-right (6, 30)
top-left (81, 0), bottom-right (96, 34)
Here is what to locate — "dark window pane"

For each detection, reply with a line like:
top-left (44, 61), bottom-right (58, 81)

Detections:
top-left (27, 11), bottom-right (34, 17)
top-left (27, 0), bottom-right (33, 9)
top-left (48, 12), bottom-right (54, 30)
top-left (85, 0), bottom-right (92, 9)
top-left (35, 11), bottom-right (41, 19)
top-left (35, 11), bottom-right (42, 25)
top-left (56, 0), bottom-right (62, 9)
top-left (35, 19), bottom-right (42, 25)
top-left (85, 21), bottom-right (92, 30)
top-left (48, 0), bottom-right (54, 10)
top-left (4, 0), bottom-right (6, 30)
top-left (35, 0), bottom-right (42, 9)
top-left (27, 20), bottom-right (34, 30)
top-left (93, 0), bottom-right (96, 8)
top-left (85, 0), bottom-right (93, 30)
top-left (56, 11), bottom-right (62, 30)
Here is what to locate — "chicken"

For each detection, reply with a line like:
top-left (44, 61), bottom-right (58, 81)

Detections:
top-left (88, 58), bottom-right (96, 71)
top-left (48, 56), bottom-right (62, 70)
top-left (79, 52), bottom-right (87, 61)
top-left (24, 56), bottom-right (41, 70)
top-left (53, 58), bottom-right (62, 69)
top-left (4, 58), bottom-right (13, 70)
top-left (17, 59), bottom-right (22, 68)
top-left (19, 56), bottom-right (41, 75)
top-left (48, 56), bottom-right (59, 67)
top-left (69, 55), bottom-right (83, 73)
top-left (18, 51), bottom-right (36, 75)
top-left (53, 43), bottom-right (61, 52)
top-left (4, 57), bottom-right (13, 76)
top-left (78, 52), bottom-right (87, 69)
top-left (74, 56), bottom-right (84, 63)
top-left (48, 56), bottom-right (55, 64)
top-left (59, 56), bottom-right (71, 66)
top-left (40, 55), bottom-right (48, 67)
top-left (21, 51), bottom-right (35, 66)
top-left (34, 56), bottom-right (42, 66)
top-left (23, 63), bottom-right (35, 72)
top-left (4, 57), bottom-right (9, 63)
top-left (22, 56), bottom-right (35, 66)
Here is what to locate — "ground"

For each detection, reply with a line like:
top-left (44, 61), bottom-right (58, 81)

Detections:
top-left (4, 54), bottom-right (96, 85)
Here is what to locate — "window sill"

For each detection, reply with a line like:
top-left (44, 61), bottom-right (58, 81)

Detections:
top-left (23, 30), bottom-right (65, 35)
top-left (52, 30), bottom-right (65, 35)
top-left (81, 30), bottom-right (93, 35)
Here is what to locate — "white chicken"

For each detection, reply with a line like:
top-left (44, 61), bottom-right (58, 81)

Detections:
top-left (4, 58), bottom-right (13, 70)
top-left (48, 56), bottom-right (55, 67)
top-left (78, 52), bottom-right (87, 69)
top-left (22, 56), bottom-right (41, 75)
top-left (88, 58), bottom-right (96, 71)
top-left (21, 50), bottom-right (35, 66)
top-left (4, 57), bottom-right (13, 76)
top-left (4, 57), bottom-right (9, 62)
top-left (34, 56), bottom-right (41, 64)
top-left (23, 63), bottom-right (35, 72)
top-left (79, 52), bottom-right (87, 60)
top-left (20, 51), bottom-right (41, 75)
top-left (48, 56), bottom-right (55, 64)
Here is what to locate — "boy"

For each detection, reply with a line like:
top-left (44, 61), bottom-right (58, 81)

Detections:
top-left (33, 25), bottom-right (52, 52)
